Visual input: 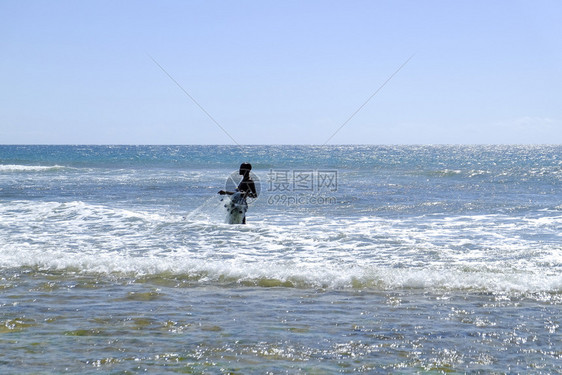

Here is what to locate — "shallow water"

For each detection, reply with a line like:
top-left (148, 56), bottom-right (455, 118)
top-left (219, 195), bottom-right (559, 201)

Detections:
top-left (3, 273), bottom-right (560, 373)
top-left (1, 145), bottom-right (561, 373)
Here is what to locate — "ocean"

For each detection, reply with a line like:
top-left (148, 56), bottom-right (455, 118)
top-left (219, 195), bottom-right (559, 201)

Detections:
top-left (1, 145), bottom-right (560, 373)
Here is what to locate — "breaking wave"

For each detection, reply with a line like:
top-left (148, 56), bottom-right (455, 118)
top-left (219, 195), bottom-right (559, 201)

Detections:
top-left (0, 164), bottom-right (67, 173)
top-left (1, 200), bottom-right (560, 297)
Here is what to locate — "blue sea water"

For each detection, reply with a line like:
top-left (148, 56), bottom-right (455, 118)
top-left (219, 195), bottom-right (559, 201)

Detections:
top-left (0, 145), bottom-right (560, 373)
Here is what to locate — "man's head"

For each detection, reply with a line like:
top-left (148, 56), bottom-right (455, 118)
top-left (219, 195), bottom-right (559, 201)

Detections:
top-left (239, 162), bottom-right (252, 176)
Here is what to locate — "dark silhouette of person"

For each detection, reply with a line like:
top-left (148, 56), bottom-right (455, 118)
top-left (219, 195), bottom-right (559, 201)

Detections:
top-left (218, 163), bottom-right (257, 223)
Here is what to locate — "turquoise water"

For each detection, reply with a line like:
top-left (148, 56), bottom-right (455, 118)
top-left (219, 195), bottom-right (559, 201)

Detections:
top-left (1, 145), bottom-right (561, 373)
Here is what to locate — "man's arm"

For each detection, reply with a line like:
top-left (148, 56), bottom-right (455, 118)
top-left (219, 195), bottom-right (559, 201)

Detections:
top-left (247, 181), bottom-right (257, 198)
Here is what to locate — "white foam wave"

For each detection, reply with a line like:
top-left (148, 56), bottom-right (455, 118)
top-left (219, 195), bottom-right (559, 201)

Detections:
top-left (2, 240), bottom-right (560, 295)
top-left (1, 200), bottom-right (561, 296)
top-left (0, 164), bottom-right (66, 172)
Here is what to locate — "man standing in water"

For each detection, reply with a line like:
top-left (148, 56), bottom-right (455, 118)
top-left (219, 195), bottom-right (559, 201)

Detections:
top-left (218, 163), bottom-right (257, 224)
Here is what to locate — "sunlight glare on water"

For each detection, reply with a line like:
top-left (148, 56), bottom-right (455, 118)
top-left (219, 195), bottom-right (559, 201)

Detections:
top-left (1, 145), bottom-right (561, 373)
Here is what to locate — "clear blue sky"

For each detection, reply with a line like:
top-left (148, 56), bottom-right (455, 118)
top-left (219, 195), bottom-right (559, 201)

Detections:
top-left (1, 0), bottom-right (561, 144)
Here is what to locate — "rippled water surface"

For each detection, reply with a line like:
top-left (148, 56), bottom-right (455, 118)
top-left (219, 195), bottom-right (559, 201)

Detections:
top-left (1, 145), bottom-right (561, 373)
